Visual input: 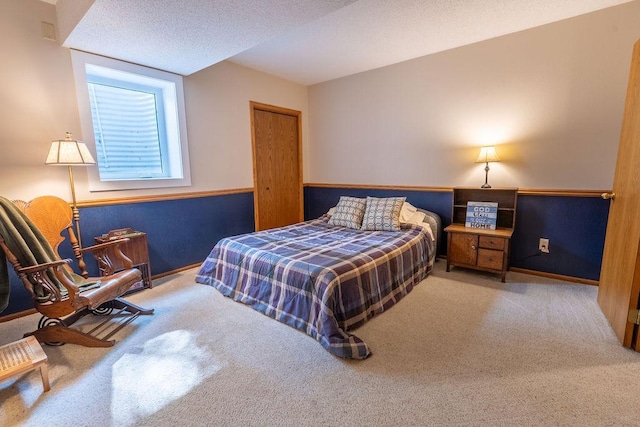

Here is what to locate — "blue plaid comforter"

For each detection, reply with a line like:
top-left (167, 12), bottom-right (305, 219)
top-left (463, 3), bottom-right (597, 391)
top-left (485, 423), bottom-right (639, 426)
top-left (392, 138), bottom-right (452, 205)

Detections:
top-left (195, 216), bottom-right (434, 359)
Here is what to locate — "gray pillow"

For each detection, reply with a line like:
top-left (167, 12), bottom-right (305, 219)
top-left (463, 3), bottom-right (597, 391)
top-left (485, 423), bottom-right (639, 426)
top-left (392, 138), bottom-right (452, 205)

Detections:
top-left (360, 196), bottom-right (406, 231)
top-left (328, 196), bottom-right (367, 229)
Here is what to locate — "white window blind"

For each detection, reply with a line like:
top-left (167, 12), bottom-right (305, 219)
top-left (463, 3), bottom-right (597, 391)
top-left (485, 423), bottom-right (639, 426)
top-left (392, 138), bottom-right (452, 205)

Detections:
top-left (88, 82), bottom-right (168, 180)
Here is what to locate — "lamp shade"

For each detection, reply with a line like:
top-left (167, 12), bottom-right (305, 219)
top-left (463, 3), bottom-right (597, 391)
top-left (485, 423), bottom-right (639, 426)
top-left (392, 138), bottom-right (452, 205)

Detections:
top-left (45, 132), bottom-right (96, 165)
top-left (475, 146), bottom-right (500, 163)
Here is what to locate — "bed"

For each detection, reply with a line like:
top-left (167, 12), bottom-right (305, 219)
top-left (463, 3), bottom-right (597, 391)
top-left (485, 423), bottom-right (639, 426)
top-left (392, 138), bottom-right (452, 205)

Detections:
top-left (195, 197), bottom-right (440, 359)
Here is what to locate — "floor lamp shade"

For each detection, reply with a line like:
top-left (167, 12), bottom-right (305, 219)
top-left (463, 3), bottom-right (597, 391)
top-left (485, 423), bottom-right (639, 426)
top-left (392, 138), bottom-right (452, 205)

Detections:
top-left (45, 132), bottom-right (96, 165)
top-left (45, 132), bottom-right (96, 248)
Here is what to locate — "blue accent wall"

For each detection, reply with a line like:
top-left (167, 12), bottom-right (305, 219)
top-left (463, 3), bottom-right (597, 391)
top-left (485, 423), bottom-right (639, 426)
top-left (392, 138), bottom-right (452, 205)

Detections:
top-left (510, 195), bottom-right (610, 281)
top-left (304, 186), bottom-right (610, 282)
top-left (79, 193), bottom-right (254, 275)
top-left (2, 186), bottom-right (610, 317)
top-left (2, 192), bottom-right (255, 316)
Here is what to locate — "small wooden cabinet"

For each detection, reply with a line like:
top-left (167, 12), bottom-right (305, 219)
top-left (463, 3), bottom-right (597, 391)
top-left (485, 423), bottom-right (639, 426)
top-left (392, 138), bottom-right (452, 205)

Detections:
top-left (0, 336), bottom-right (50, 392)
top-left (95, 228), bottom-right (152, 291)
top-left (445, 188), bottom-right (518, 282)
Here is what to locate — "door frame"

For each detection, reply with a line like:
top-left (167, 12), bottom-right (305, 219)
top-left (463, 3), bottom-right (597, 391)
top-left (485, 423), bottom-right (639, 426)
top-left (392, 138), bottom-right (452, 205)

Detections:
top-left (250, 101), bottom-right (303, 231)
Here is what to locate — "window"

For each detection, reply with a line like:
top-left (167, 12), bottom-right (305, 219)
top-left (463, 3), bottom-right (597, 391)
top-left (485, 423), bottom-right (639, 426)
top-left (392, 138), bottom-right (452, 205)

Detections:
top-left (71, 50), bottom-right (191, 191)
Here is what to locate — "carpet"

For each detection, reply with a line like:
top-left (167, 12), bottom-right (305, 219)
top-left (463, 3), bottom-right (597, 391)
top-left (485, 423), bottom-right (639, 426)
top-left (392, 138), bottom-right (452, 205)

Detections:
top-left (1, 261), bottom-right (639, 426)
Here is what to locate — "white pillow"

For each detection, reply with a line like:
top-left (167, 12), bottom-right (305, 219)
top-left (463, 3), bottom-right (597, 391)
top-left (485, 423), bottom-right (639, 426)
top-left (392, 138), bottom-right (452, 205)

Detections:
top-left (406, 210), bottom-right (426, 225)
top-left (327, 207), bottom-right (335, 216)
top-left (399, 202), bottom-right (418, 223)
top-left (405, 211), bottom-right (435, 241)
top-left (419, 221), bottom-right (435, 241)
top-left (398, 210), bottom-right (436, 241)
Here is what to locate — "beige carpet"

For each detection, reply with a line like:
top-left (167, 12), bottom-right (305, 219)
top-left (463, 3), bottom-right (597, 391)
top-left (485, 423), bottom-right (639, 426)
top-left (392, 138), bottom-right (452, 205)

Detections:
top-left (1, 261), bottom-right (639, 427)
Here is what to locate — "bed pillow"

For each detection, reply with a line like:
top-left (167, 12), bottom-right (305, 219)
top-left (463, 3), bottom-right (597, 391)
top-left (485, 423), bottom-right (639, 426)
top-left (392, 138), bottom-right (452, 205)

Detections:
top-left (399, 202), bottom-right (418, 223)
top-left (406, 210), bottom-right (426, 226)
top-left (422, 212), bottom-right (437, 237)
top-left (360, 196), bottom-right (406, 231)
top-left (407, 211), bottom-right (436, 242)
top-left (327, 196), bottom-right (367, 229)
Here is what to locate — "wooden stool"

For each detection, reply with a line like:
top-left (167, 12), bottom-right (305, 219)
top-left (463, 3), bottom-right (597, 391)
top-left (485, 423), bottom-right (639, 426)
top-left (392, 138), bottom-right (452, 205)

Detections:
top-left (0, 336), bottom-right (50, 392)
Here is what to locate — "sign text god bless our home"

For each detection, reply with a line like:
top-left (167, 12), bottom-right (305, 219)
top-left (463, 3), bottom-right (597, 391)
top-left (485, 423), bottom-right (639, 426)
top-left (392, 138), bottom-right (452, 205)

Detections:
top-left (465, 201), bottom-right (498, 230)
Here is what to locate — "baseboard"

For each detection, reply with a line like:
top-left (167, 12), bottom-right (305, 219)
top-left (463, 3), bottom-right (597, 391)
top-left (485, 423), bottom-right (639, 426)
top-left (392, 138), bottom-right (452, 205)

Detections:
top-left (151, 263), bottom-right (201, 280)
top-left (438, 255), bottom-right (598, 286)
top-left (0, 308), bottom-right (37, 323)
top-left (509, 267), bottom-right (598, 286)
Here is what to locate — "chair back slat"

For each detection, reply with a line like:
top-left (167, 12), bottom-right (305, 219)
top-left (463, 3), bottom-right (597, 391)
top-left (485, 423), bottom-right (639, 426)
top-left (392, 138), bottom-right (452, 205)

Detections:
top-left (19, 196), bottom-right (87, 276)
top-left (20, 197), bottom-right (73, 257)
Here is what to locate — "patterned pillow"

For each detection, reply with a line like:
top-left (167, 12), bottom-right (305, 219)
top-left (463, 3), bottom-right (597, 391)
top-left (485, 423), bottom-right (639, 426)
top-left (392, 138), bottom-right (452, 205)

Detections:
top-left (328, 196), bottom-right (367, 229)
top-left (360, 196), bottom-right (406, 231)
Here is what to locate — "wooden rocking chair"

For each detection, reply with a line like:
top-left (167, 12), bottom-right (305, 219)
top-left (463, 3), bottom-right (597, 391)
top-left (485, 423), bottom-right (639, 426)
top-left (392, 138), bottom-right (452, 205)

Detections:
top-left (0, 195), bottom-right (153, 347)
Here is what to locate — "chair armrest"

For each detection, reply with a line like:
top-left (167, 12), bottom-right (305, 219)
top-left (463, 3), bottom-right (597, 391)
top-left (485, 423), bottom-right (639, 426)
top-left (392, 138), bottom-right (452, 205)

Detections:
top-left (82, 238), bottom-right (135, 273)
top-left (80, 238), bottom-right (131, 253)
top-left (17, 258), bottom-right (71, 275)
top-left (15, 259), bottom-right (78, 303)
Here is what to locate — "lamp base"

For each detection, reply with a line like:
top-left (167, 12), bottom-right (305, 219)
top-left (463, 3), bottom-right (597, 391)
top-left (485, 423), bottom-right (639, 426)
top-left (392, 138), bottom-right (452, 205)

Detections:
top-left (481, 162), bottom-right (491, 189)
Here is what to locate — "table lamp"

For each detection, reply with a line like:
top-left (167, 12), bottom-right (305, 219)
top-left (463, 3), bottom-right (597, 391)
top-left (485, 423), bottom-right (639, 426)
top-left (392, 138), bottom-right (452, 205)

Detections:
top-left (475, 146), bottom-right (500, 189)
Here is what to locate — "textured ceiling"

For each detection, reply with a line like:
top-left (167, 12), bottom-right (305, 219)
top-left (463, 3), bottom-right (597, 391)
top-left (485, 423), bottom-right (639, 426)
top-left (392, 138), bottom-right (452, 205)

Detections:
top-left (59, 0), bottom-right (634, 86)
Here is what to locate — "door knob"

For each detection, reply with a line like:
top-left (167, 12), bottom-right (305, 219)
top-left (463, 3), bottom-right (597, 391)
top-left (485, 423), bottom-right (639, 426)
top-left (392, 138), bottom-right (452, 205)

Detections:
top-left (601, 192), bottom-right (616, 200)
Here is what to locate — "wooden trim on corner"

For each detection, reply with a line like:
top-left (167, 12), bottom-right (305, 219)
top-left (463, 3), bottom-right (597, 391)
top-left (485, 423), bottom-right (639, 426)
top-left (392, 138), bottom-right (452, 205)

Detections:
top-left (516, 189), bottom-right (610, 198)
top-left (304, 183), bottom-right (452, 192)
top-left (71, 185), bottom-right (608, 209)
top-left (304, 183), bottom-right (610, 198)
top-left (76, 188), bottom-right (254, 208)
top-left (509, 267), bottom-right (599, 286)
top-left (0, 308), bottom-right (37, 323)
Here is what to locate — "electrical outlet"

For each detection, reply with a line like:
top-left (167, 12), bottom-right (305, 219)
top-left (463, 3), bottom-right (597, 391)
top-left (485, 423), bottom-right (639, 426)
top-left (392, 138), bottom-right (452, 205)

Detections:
top-left (539, 238), bottom-right (550, 253)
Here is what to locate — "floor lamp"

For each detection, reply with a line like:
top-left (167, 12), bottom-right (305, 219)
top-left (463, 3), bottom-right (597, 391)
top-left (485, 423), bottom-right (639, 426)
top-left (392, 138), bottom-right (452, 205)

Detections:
top-left (45, 132), bottom-right (96, 248)
top-left (475, 146), bottom-right (500, 189)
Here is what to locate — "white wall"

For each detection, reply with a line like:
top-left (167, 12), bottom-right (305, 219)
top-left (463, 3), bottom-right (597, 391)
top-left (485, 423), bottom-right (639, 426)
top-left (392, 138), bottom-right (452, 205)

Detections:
top-left (3, 0), bottom-right (640, 203)
top-left (307, 1), bottom-right (640, 190)
top-left (185, 61), bottom-right (309, 192)
top-left (0, 0), bottom-right (83, 201)
top-left (0, 0), bottom-right (308, 202)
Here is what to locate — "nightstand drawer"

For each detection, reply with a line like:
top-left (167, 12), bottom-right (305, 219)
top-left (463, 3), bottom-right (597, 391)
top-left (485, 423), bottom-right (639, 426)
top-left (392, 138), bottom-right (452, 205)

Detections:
top-left (477, 249), bottom-right (504, 270)
top-left (479, 236), bottom-right (505, 251)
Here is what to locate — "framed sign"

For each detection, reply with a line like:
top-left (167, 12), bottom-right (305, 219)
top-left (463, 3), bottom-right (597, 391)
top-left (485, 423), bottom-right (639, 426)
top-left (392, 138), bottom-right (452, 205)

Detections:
top-left (465, 201), bottom-right (498, 230)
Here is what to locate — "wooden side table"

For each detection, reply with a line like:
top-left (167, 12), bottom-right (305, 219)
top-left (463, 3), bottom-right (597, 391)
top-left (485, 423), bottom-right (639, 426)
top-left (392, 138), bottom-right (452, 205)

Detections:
top-left (445, 224), bottom-right (514, 282)
top-left (0, 336), bottom-right (50, 392)
top-left (95, 228), bottom-right (152, 291)
top-left (446, 188), bottom-right (518, 282)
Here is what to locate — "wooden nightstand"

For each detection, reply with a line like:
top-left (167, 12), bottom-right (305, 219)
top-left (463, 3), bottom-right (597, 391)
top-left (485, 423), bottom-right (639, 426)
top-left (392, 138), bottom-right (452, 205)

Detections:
top-left (445, 188), bottom-right (518, 282)
top-left (95, 228), bottom-right (152, 291)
